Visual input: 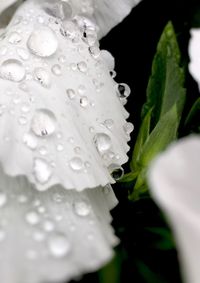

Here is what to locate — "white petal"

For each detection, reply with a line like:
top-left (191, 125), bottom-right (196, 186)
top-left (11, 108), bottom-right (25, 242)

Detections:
top-left (148, 135), bottom-right (200, 283)
top-left (0, 0), bottom-right (133, 192)
top-left (92, 0), bottom-right (142, 38)
top-left (0, 166), bottom-right (118, 283)
top-left (189, 29), bottom-right (200, 89)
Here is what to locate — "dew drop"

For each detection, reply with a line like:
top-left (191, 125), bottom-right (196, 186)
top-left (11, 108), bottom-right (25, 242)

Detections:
top-left (94, 133), bottom-right (112, 154)
top-left (25, 211), bottom-right (40, 225)
top-left (123, 122), bottom-right (134, 135)
top-left (33, 158), bottom-right (52, 185)
top-left (116, 83), bottom-right (131, 99)
top-left (39, 146), bottom-right (48, 156)
top-left (51, 64), bottom-right (62, 76)
top-left (34, 68), bottom-right (51, 88)
top-left (89, 46), bottom-right (100, 59)
top-left (33, 230), bottom-right (45, 242)
top-left (8, 32), bottom-right (22, 44)
top-left (0, 192), bottom-right (7, 208)
top-left (56, 144), bottom-right (64, 152)
top-left (18, 116), bottom-right (27, 125)
top-left (23, 133), bottom-right (38, 150)
top-left (43, 220), bottom-right (55, 232)
top-left (77, 61), bottom-right (88, 73)
top-left (66, 88), bottom-right (76, 100)
top-left (48, 233), bottom-right (71, 258)
top-left (74, 200), bottom-right (91, 217)
top-left (27, 27), bottom-right (58, 57)
top-left (80, 96), bottom-right (88, 108)
top-left (69, 157), bottom-right (84, 172)
top-left (108, 164), bottom-right (124, 181)
top-left (104, 119), bottom-right (114, 129)
top-left (31, 109), bottom-right (56, 137)
top-left (0, 59), bottom-right (26, 82)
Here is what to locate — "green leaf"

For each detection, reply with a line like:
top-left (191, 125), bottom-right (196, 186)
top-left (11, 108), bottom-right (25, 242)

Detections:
top-left (138, 106), bottom-right (178, 167)
top-left (185, 97), bottom-right (200, 126)
top-left (131, 108), bottom-right (152, 171)
top-left (120, 171), bottom-right (138, 183)
top-left (146, 227), bottom-right (175, 250)
top-left (141, 22), bottom-right (186, 128)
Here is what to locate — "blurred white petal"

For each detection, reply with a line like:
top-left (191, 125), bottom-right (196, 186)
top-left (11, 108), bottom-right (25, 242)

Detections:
top-left (189, 29), bottom-right (200, 89)
top-left (148, 136), bottom-right (200, 283)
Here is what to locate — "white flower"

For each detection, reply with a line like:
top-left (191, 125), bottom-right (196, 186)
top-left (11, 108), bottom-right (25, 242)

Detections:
top-left (148, 136), bottom-right (200, 283)
top-left (189, 28), bottom-right (200, 89)
top-left (0, 0), bottom-right (141, 282)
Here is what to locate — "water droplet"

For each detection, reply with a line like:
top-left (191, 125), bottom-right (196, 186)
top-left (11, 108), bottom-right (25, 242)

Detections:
top-left (69, 157), bottom-right (84, 172)
top-left (104, 119), bottom-right (114, 129)
top-left (33, 230), bottom-right (45, 242)
top-left (23, 133), bottom-right (38, 150)
top-left (57, 144), bottom-right (64, 152)
top-left (43, 220), bottom-right (55, 232)
top-left (25, 211), bottom-right (40, 225)
top-left (48, 233), bottom-right (71, 258)
top-left (18, 116), bottom-right (27, 125)
top-left (116, 83), bottom-right (131, 99)
top-left (0, 59), bottom-right (26, 82)
top-left (34, 68), bottom-right (51, 88)
top-left (0, 192), bottom-right (7, 207)
top-left (39, 146), bottom-right (48, 156)
top-left (21, 103), bottom-right (30, 113)
top-left (74, 200), bottom-right (90, 217)
top-left (27, 27), bottom-right (58, 57)
top-left (123, 122), bottom-right (134, 135)
top-left (51, 64), bottom-right (62, 76)
top-left (94, 133), bottom-right (112, 154)
top-left (37, 206), bottom-right (46, 214)
top-left (77, 61), bottom-right (87, 73)
top-left (110, 70), bottom-right (117, 78)
top-left (80, 96), bottom-right (88, 108)
top-left (33, 158), bottom-right (52, 185)
top-left (8, 32), bottom-right (22, 44)
top-left (66, 89), bottom-right (76, 100)
top-left (108, 164), bottom-right (124, 180)
top-left (78, 85), bottom-right (86, 94)
top-left (31, 109), bottom-right (56, 137)
top-left (89, 46), bottom-right (100, 59)
top-left (18, 194), bottom-right (28, 203)
top-left (52, 192), bottom-right (64, 203)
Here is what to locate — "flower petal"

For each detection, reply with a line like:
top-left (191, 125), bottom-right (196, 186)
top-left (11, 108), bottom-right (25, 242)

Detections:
top-left (148, 136), bottom-right (200, 283)
top-left (92, 0), bottom-right (142, 38)
top-left (189, 28), bottom-right (200, 89)
top-left (0, 0), bottom-right (133, 192)
top-left (0, 166), bottom-right (118, 283)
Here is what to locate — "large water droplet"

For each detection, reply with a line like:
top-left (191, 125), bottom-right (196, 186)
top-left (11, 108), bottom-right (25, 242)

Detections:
top-left (27, 27), bottom-right (58, 57)
top-left (31, 109), bottom-right (56, 137)
top-left (33, 158), bottom-right (52, 185)
top-left (74, 200), bottom-right (91, 217)
top-left (34, 68), bottom-right (51, 88)
top-left (69, 157), bottom-right (84, 172)
top-left (94, 133), bottom-right (112, 154)
top-left (48, 233), bottom-right (71, 258)
top-left (0, 59), bottom-right (25, 82)
top-left (0, 192), bottom-right (7, 208)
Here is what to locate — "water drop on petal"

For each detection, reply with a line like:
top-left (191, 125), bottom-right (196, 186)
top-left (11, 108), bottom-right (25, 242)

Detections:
top-left (94, 133), bottom-right (112, 154)
top-left (34, 68), bottom-right (51, 88)
top-left (0, 59), bottom-right (26, 82)
top-left (51, 64), bottom-right (62, 76)
top-left (74, 200), bottom-right (91, 217)
top-left (27, 27), bottom-right (58, 57)
top-left (31, 109), bottom-right (56, 137)
top-left (48, 233), bottom-right (71, 258)
top-left (33, 158), bottom-right (52, 185)
top-left (69, 157), bottom-right (84, 172)
top-left (116, 83), bottom-right (131, 99)
top-left (25, 211), bottom-right (40, 225)
top-left (108, 164), bottom-right (124, 180)
top-left (23, 133), bottom-right (38, 150)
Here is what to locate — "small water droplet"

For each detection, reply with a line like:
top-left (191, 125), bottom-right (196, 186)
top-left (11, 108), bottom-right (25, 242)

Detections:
top-left (21, 103), bottom-right (30, 113)
top-left (33, 158), bottom-right (52, 185)
top-left (66, 88), bottom-right (76, 100)
top-left (74, 200), bottom-right (90, 217)
top-left (27, 27), bottom-right (58, 57)
top-left (78, 84), bottom-right (86, 94)
top-left (52, 192), bottom-right (64, 203)
top-left (34, 68), bottom-right (51, 88)
top-left (18, 116), bottom-right (27, 125)
top-left (51, 64), bottom-right (62, 76)
top-left (18, 194), bottom-right (28, 203)
top-left (43, 220), bottom-right (55, 232)
top-left (89, 46), bottom-right (100, 59)
top-left (56, 144), bottom-right (64, 152)
top-left (123, 122), bottom-right (134, 135)
top-left (108, 164), bottom-right (124, 180)
top-left (0, 59), bottom-right (26, 82)
top-left (8, 32), bottom-right (22, 44)
top-left (33, 230), bottom-right (45, 242)
top-left (25, 211), bottom-right (40, 225)
top-left (80, 96), bottom-right (88, 108)
top-left (104, 119), bottom-right (114, 129)
top-left (31, 109), bottom-right (56, 137)
top-left (39, 146), bottom-right (48, 156)
top-left (116, 83), bottom-right (131, 99)
top-left (94, 133), bottom-right (112, 154)
top-left (69, 157), bottom-right (84, 172)
top-left (77, 61), bottom-right (88, 73)
top-left (48, 233), bottom-right (71, 258)
top-left (23, 133), bottom-right (38, 150)
top-left (0, 192), bottom-right (7, 207)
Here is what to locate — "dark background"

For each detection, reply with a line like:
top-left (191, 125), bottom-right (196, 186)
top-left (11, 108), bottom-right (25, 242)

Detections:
top-left (70, 0), bottom-right (200, 282)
